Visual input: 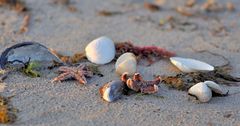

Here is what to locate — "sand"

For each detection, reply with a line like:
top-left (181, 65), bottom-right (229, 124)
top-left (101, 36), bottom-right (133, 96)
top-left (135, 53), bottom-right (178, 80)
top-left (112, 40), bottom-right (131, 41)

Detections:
top-left (0, 0), bottom-right (240, 126)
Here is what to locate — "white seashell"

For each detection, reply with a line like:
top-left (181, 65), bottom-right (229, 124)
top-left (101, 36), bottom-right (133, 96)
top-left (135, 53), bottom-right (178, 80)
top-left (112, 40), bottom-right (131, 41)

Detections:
top-left (188, 82), bottom-right (212, 103)
top-left (170, 57), bottom-right (214, 73)
top-left (85, 36), bottom-right (115, 64)
top-left (115, 53), bottom-right (137, 75)
top-left (204, 81), bottom-right (226, 95)
top-left (99, 81), bottom-right (124, 102)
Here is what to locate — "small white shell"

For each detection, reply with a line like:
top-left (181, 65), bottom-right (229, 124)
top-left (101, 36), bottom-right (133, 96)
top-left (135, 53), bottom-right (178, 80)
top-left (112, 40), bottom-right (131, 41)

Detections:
top-left (115, 53), bottom-right (137, 75)
top-left (204, 81), bottom-right (226, 95)
top-left (170, 57), bottom-right (214, 73)
top-left (188, 82), bottom-right (212, 103)
top-left (85, 36), bottom-right (115, 64)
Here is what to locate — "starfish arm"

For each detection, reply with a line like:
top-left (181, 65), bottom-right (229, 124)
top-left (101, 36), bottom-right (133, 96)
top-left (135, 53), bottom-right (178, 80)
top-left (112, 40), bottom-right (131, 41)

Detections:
top-left (51, 72), bottom-right (72, 83)
top-left (58, 67), bottom-right (73, 72)
top-left (75, 74), bottom-right (87, 84)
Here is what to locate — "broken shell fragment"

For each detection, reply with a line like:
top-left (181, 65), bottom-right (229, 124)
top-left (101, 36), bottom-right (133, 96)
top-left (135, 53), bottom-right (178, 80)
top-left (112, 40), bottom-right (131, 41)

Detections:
top-left (85, 36), bottom-right (115, 64)
top-left (188, 82), bottom-right (212, 103)
top-left (204, 81), bottom-right (228, 95)
top-left (0, 42), bottom-right (63, 69)
top-left (99, 80), bottom-right (124, 102)
top-left (170, 57), bottom-right (214, 73)
top-left (115, 53), bottom-right (137, 75)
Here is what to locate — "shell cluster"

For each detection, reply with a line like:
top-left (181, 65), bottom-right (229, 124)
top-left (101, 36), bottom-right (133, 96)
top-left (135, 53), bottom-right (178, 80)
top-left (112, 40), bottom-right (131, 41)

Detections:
top-left (115, 53), bottom-right (137, 75)
top-left (85, 36), bottom-right (115, 65)
top-left (188, 81), bottom-right (228, 103)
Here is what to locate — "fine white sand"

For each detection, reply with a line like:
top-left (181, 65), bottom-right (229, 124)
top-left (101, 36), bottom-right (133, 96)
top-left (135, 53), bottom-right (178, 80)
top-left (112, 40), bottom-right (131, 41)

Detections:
top-left (1, 0), bottom-right (240, 125)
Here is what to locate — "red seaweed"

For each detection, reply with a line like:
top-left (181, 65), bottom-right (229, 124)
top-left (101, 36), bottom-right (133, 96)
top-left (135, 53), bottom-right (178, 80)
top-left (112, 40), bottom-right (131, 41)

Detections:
top-left (115, 41), bottom-right (175, 65)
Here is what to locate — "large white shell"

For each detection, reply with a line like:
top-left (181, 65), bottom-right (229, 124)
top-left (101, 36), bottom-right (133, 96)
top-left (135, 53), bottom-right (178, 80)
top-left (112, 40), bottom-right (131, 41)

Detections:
top-left (188, 82), bottom-right (212, 103)
top-left (115, 53), bottom-right (137, 75)
top-left (85, 36), bottom-right (115, 64)
top-left (204, 81), bottom-right (226, 95)
top-left (170, 57), bottom-right (214, 73)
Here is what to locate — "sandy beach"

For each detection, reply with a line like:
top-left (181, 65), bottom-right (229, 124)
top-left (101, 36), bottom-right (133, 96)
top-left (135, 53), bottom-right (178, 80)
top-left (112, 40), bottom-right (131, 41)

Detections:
top-left (1, 0), bottom-right (240, 125)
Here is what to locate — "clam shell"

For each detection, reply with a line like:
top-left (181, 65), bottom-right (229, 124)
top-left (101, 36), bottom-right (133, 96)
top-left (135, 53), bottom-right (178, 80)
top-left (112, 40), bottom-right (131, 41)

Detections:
top-left (85, 36), bottom-right (115, 64)
top-left (204, 81), bottom-right (226, 95)
top-left (99, 80), bottom-right (124, 102)
top-left (188, 82), bottom-right (212, 103)
top-left (170, 57), bottom-right (214, 73)
top-left (0, 42), bottom-right (63, 69)
top-left (115, 53), bottom-right (137, 75)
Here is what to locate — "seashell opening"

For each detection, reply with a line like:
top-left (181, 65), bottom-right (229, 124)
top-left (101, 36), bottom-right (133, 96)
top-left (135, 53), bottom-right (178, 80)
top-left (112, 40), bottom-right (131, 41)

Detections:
top-left (188, 82), bottom-right (212, 103)
top-left (85, 36), bottom-right (115, 64)
top-left (170, 57), bottom-right (214, 73)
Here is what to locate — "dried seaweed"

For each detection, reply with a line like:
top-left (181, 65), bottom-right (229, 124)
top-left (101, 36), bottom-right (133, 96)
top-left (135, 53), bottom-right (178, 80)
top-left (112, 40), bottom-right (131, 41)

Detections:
top-left (50, 49), bottom-right (86, 64)
top-left (52, 0), bottom-right (78, 12)
top-left (0, 0), bottom-right (28, 12)
top-left (97, 10), bottom-right (122, 17)
top-left (115, 42), bottom-right (175, 65)
top-left (159, 16), bottom-right (198, 31)
top-left (176, 7), bottom-right (194, 17)
top-left (19, 14), bottom-right (30, 34)
top-left (144, 2), bottom-right (160, 12)
top-left (0, 70), bottom-right (8, 83)
top-left (161, 65), bottom-right (240, 91)
top-left (22, 59), bottom-right (40, 78)
top-left (0, 95), bottom-right (17, 124)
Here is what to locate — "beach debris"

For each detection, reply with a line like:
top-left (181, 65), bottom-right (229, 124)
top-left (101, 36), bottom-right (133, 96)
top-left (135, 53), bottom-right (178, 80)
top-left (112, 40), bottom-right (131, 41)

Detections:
top-left (51, 64), bottom-right (93, 84)
top-left (0, 42), bottom-right (63, 69)
top-left (0, 95), bottom-right (17, 124)
top-left (21, 60), bottom-right (40, 78)
top-left (99, 80), bottom-right (125, 102)
top-left (201, 0), bottom-right (224, 12)
top-left (121, 73), bottom-right (161, 94)
top-left (188, 82), bottom-right (212, 103)
top-left (115, 42), bottom-right (175, 65)
top-left (19, 14), bottom-right (30, 34)
top-left (176, 6), bottom-right (194, 17)
top-left (97, 10), bottom-right (122, 17)
top-left (85, 36), bottom-right (115, 65)
top-left (185, 0), bottom-right (196, 7)
top-left (52, 0), bottom-right (78, 12)
top-left (0, 70), bottom-right (8, 83)
top-left (144, 2), bottom-right (160, 12)
top-left (210, 24), bottom-right (228, 37)
top-left (159, 16), bottom-right (198, 31)
top-left (49, 49), bottom-right (86, 64)
top-left (115, 53), bottom-right (137, 76)
top-left (0, 0), bottom-right (28, 12)
top-left (170, 57), bottom-right (214, 73)
top-left (0, 83), bottom-right (6, 93)
top-left (226, 2), bottom-right (235, 12)
top-left (161, 65), bottom-right (240, 90)
top-left (188, 81), bottom-right (228, 103)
